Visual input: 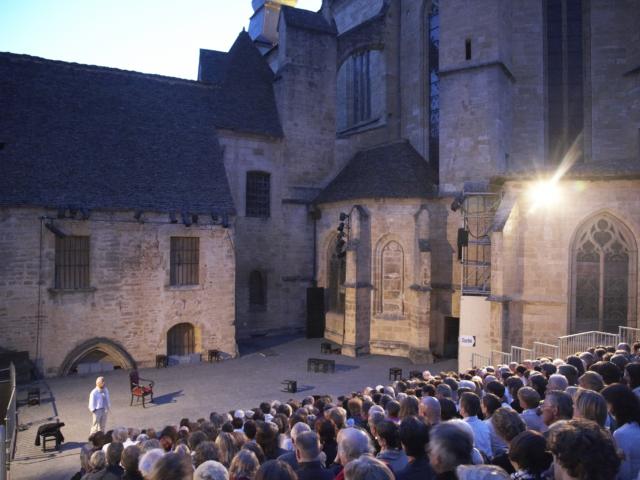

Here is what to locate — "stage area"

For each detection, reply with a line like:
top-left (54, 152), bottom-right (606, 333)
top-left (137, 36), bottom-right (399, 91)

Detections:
top-left (10, 336), bottom-right (456, 480)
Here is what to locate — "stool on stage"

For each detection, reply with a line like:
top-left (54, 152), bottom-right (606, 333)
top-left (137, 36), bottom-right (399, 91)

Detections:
top-left (307, 358), bottom-right (321, 372)
top-left (409, 370), bottom-right (422, 379)
top-left (208, 349), bottom-right (221, 362)
top-left (389, 367), bottom-right (402, 381)
top-left (282, 379), bottom-right (297, 393)
top-left (320, 342), bottom-right (331, 354)
top-left (35, 421), bottom-right (65, 452)
top-left (155, 355), bottom-right (168, 368)
top-left (27, 387), bottom-right (41, 406)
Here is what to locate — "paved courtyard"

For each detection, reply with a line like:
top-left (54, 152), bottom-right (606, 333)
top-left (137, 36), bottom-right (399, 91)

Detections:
top-left (10, 336), bottom-right (456, 480)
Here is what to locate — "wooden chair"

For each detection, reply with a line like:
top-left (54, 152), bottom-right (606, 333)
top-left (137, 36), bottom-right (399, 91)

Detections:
top-left (129, 370), bottom-right (154, 407)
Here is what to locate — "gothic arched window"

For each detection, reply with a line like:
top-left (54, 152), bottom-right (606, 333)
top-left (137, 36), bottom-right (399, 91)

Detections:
top-left (572, 215), bottom-right (637, 333)
top-left (377, 241), bottom-right (405, 315)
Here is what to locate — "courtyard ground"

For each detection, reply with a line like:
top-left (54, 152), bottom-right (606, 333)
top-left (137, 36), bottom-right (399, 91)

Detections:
top-left (9, 336), bottom-right (457, 480)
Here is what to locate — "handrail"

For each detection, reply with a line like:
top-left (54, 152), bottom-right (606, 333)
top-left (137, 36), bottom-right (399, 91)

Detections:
top-left (532, 341), bottom-right (559, 360)
top-left (510, 346), bottom-right (533, 364)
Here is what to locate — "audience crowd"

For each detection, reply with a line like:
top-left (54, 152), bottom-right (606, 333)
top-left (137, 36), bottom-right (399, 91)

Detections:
top-left (75, 340), bottom-right (640, 480)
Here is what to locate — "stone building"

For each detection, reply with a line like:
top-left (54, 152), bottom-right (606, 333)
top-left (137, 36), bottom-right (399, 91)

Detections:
top-left (1, 0), bottom-right (639, 373)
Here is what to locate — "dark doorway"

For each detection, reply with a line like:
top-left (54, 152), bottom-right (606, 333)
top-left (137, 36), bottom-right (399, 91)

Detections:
top-left (167, 323), bottom-right (195, 356)
top-left (443, 316), bottom-right (459, 358)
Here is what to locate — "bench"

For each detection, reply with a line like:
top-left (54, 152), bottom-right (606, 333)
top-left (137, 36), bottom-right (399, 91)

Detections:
top-left (307, 358), bottom-right (335, 373)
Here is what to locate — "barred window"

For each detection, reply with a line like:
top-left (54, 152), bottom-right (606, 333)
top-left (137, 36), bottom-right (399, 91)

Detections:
top-left (170, 237), bottom-right (199, 286)
top-left (55, 236), bottom-right (90, 289)
top-left (246, 171), bottom-right (270, 218)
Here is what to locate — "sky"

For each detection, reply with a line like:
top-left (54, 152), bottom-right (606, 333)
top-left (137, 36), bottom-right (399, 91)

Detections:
top-left (0, 0), bottom-right (322, 79)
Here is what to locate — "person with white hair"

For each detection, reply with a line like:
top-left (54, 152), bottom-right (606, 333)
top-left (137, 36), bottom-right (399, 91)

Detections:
top-left (546, 373), bottom-right (569, 392)
top-left (138, 448), bottom-right (165, 479)
top-left (428, 422), bottom-right (474, 478)
top-left (456, 464), bottom-right (509, 479)
top-left (102, 426), bottom-right (128, 453)
top-left (419, 396), bottom-right (441, 427)
top-left (194, 460), bottom-right (229, 480)
top-left (335, 428), bottom-right (374, 480)
top-left (344, 455), bottom-right (394, 480)
top-left (278, 421), bottom-right (311, 470)
top-left (88, 376), bottom-right (110, 434)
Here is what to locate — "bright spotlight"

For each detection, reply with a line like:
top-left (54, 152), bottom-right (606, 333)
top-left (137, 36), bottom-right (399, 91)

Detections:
top-left (528, 179), bottom-right (561, 212)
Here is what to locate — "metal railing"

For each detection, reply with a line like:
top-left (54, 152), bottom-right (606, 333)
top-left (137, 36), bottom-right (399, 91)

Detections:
top-left (619, 326), bottom-right (640, 346)
top-left (471, 353), bottom-right (491, 369)
top-left (558, 331), bottom-right (620, 359)
top-left (490, 350), bottom-right (512, 367)
top-left (1, 363), bottom-right (17, 480)
top-left (533, 341), bottom-right (559, 360)
top-left (510, 346), bottom-right (533, 364)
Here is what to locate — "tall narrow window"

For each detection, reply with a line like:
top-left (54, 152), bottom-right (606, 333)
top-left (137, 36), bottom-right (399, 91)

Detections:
top-left (546, 0), bottom-right (584, 165)
top-left (170, 237), bottom-right (199, 286)
top-left (379, 241), bottom-right (404, 315)
top-left (351, 51), bottom-right (371, 125)
top-left (573, 215), bottom-right (636, 333)
top-left (246, 171), bottom-right (270, 218)
top-left (428, 0), bottom-right (440, 179)
top-left (328, 249), bottom-right (346, 313)
top-left (249, 270), bottom-right (266, 310)
top-left (55, 236), bottom-right (90, 289)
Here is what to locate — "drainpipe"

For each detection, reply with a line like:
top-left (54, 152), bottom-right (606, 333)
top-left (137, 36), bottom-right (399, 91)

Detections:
top-left (36, 217), bottom-right (44, 376)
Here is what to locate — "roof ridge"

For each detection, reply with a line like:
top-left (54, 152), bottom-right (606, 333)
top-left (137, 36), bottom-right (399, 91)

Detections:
top-left (0, 51), bottom-right (216, 89)
top-left (360, 138), bottom-right (411, 153)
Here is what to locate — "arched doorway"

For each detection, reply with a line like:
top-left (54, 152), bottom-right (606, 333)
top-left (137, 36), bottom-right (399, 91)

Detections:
top-left (167, 323), bottom-right (195, 356)
top-left (59, 338), bottom-right (136, 375)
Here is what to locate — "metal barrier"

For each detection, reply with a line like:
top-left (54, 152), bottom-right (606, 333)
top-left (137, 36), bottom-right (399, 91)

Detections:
top-left (533, 341), bottom-right (560, 360)
top-left (471, 353), bottom-right (491, 369)
top-left (558, 331), bottom-right (620, 358)
top-left (1, 363), bottom-right (17, 480)
top-left (490, 350), bottom-right (512, 367)
top-left (510, 346), bottom-right (533, 364)
top-left (619, 326), bottom-right (640, 346)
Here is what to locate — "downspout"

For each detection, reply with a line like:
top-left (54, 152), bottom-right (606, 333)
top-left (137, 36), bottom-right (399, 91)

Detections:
top-left (36, 217), bottom-right (44, 376)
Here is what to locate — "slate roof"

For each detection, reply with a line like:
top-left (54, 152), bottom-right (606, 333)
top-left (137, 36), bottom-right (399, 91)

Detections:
top-left (497, 158), bottom-right (640, 182)
top-left (198, 49), bottom-right (229, 85)
top-left (0, 52), bottom-right (235, 215)
top-left (315, 140), bottom-right (438, 204)
top-left (280, 6), bottom-right (337, 35)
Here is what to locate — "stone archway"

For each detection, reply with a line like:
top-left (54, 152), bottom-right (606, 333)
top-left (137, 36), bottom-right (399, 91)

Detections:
top-left (59, 337), bottom-right (136, 375)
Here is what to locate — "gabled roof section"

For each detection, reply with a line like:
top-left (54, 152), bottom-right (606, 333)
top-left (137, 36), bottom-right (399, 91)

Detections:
top-left (315, 140), bottom-right (438, 204)
top-left (0, 52), bottom-right (235, 215)
top-left (210, 31), bottom-right (283, 138)
top-left (198, 49), bottom-right (229, 85)
top-left (280, 6), bottom-right (337, 35)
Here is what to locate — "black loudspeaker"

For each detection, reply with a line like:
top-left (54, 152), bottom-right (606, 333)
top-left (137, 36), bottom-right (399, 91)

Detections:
top-left (457, 228), bottom-right (469, 261)
top-left (306, 287), bottom-right (325, 338)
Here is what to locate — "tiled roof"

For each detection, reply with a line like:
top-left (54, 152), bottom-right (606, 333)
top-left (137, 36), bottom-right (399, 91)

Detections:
top-left (315, 140), bottom-right (437, 204)
top-left (0, 52), bottom-right (235, 215)
top-left (280, 6), bottom-right (337, 35)
top-left (198, 49), bottom-right (229, 85)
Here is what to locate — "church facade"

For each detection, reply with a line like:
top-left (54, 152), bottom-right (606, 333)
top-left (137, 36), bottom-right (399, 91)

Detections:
top-left (1, 0), bottom-right (639, 374)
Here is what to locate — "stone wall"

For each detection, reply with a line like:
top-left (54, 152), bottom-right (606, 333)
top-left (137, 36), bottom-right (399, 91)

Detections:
top-left (0, 207), bottom-right (236, 375)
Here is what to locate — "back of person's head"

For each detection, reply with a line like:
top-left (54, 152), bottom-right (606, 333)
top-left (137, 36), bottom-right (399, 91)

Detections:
top-left (385, 400), bottom-right (400, 418)
top-left (626, 363), bottom-right (640, 389)
top-left (112, 426), bottom-right (129, 443)
top-left (215, 431), bottom-right (238, 467)
top-left (194, 460), bottom-right (229, 480)
top-left (315, 417), bottom-right (337, 444)
top-left (89, 450), bottom-right (106, 472)
top-left (528, 374), bottom-right (548, 396)
top-left (508, 430), bottom-right (552, 475)
top-left (399, 395), bottom-right (420, 419)
top-left (566, 356), bottom-right (585, 376)
top-left (149, 452), bottom-right (193, 480)
top-left (578, 370), bottom-right (604, 392)
top-left (485, 381), bottom-right (505, 399)
top-left (428, 421), bottom-right (473, 474)
top-left (547, 373), bottom-right (569, 392)
top-left (439, 398), bottom-right (458, 421)
top-left (590, 360), bottom-right (622, 385)
top-left (229, 449), bottom-right (259, 479)
top-left (517, 387), bottom-right (541, 410)
top-left (254, 459), bottom-right (297, 480)
top-left (295, 430), bottom-right (321, 462)
top-left (242, 441), bottom-right (266, 464)
top-left (548, 419), bottom-right (620, 480)
top-left (243, 419), bottom-right (257, 440)
top-left (327, 407), bottom-right (347, 429)
top-left (574, 388), bottom-right (608, 427)
top-left (399, 416), bottom-right (429, 458)
top-left (106, 442), bottom-right (124, 467)
top-left (376, 419), bottom-right (401, 450)
top-left (121, 445), bottom-right (141, 474)
top-left (456, 464), bottom-right (510, 480)
top-left (459, 392), bottom-right (481, 417)
top-left (290, 421), bottom-right (311, 444)
top-left (435, 383), bottom-right (452, 399)
top-left (347, 397), bottom-right (363, 416)
top-left (337, 427), bottom-right (373, 464)
top-left (557, 364), bottom-right (579, 386)
top-left (189, 430), bottom-right (208, 451)
top-left (601, 383), bottom-right (640, 426)
top-left (481, 393), bottom-right (502, 417)
top-left (344, 455), bottom-right (394, 480)
top-left (541, 362), bottom-right (557, 378)
top-left (491, 407), bottom-right (526, 443)
top-left (259, 402), bottom-right (272, 415)
top-left (256, 421), bottom-right (279, 458)
top-left (194, 441), bottom-right (220, 468)
top-left (545, 390), bottom-right (574, 420)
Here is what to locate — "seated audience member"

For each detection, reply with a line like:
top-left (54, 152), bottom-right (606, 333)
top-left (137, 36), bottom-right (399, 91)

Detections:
top-left (481, 393), bottom-right (508, 457)
top-left (399, 395), bottom-right (420, 419)
top-left (375, 419), bottom-right (409, 474)
top-left (194, 460), bottom-right (229, 480)
top-left (419, 396), bottom-right (442, 427)
top-left (590, 361), bottom-right (622, 385)
top-left (396, 416), bottom-right (434, 480)
top-left (517, 387), bottom-right (546, 433)
top-left (138, 449), bottom-right (165, 479)
top-left (347, 398), bottom-right (366, 428)
top-left (81, 450), bottom-right (106, 480)
top-left (578, 371), bottom-right (605, 392)
top-left (625, 363), bottom-right (640, 399)
top-left (257, 421), bottom-right (287, 460)
top-left (505, 377), bottom-right (524, 412)
top-left (602, 383), bottom-right (640, 480)
top-left (528, 375), bottom-right (547, 400)
top-left (485, 381), bottom-right (509, 408)
top-left (507, 431), bottom-right (551, 480)
top-left (229, 449), bottom-right (260, 480)
top-left (573, 389), bottom-right (607, 428)
top-left (436, 383), bottom-right (453, 401)
top-left (546, 374), bottom-right (568, 392)
top-left (460, 392), bottom-right (491, 460)
top-left (428, 421), bottom-right (473, 479)
top-left (315, 418), bottom-right (338, 468)
top-left (294, 431), bottom-right (334, 480)
top-left (557, 364), bottom-right (579, 387)
top-left (547, 419), bottom-right (620, 480)
top-left (344, 455), bottom-right (394, 480)
top-left (217, 431), bottom-right (240, 468)
top-left (540, 391), bottom-right (573, 428)
top-left (335, 428), bottom-right (373, 480)
top-left (122, 445), bottom-right (144, 480)
top-left (189, 431), bottom-right (209, 452)
top-left (242, 442), bottom-right (266, 465)
top-left (278, 422), bottom-right (311, 470)
top-left (81, 431), bottom-right (106, 475)
top-left (255, 459), bottom-right (298, 480)
top-left (490, 408), bottom-right (526, 475)
top-left (158, 426), bottom-right (179, 452)
top-left (149, 452), bottom-right (192, 480)
top-left (455, 465), bottom-right (509, 480)
top-left (385, 400), bottom-right (401, 424)
top-left (439, 398), bottom-right (459, 421)
top-left (101, 442), bottom-right (124, 480)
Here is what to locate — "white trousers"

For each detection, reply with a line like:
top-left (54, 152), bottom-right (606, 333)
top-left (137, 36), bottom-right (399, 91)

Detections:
top-left (90, 408), bottom-right (107, 434)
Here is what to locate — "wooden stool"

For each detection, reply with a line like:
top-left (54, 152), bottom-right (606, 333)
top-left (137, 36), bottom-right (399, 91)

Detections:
top-left (208, 349), bottom-right (221, 362)
top-left (307, 358), bottom-right (321, 372)
top-left (282, 379), bottom-right (297, 393)
top-left (28, 387), bottom-right (41, 406)
top-left (389, 367), bottom-right (402, 381)
top-left (320, 342), bottom-right (331, 354)
top-left (155, 355), bottom-right (168, 368)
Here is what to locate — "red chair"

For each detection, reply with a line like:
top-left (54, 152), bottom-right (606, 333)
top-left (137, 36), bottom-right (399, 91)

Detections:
top-left (129, 370), bottom-right (154, 407)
